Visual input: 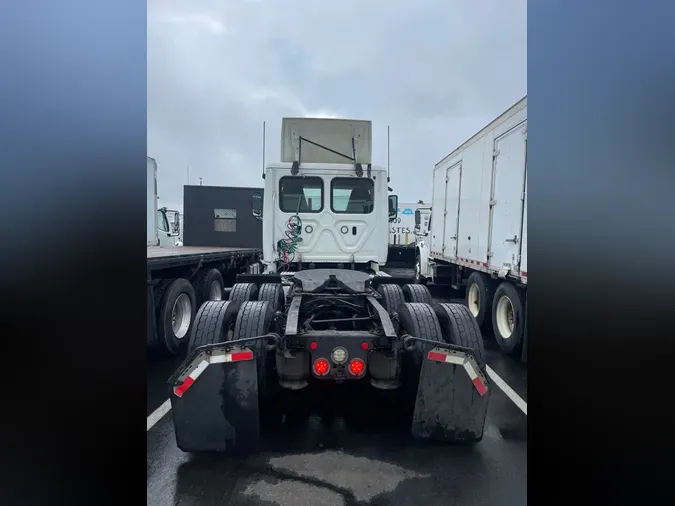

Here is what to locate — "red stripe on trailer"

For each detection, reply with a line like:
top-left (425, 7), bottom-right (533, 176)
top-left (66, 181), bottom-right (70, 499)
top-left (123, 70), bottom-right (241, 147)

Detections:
top-left (174, 376), bottom-right (194, 398)
top-left (231, 351), bottom-right (254, 362)
top-left (471, 377), bottom-right (488, 396)
top-left (427, 351), bottom-right (447, 362)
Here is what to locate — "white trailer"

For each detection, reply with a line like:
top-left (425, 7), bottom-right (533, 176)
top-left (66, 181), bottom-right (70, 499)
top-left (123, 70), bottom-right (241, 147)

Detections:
top-left (416, 97), bottom-right (527, 360)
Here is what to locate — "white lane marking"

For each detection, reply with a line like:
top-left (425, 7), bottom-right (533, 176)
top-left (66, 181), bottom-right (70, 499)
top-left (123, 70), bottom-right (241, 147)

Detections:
top-left (147, 399), bottom-right (171, 431)
top-left (486, 365), bottom-right (527, 415)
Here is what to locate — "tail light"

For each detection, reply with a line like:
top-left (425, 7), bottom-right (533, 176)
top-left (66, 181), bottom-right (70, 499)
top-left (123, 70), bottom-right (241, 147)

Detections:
top-left (313, 358), bottom-right (330, 376)
top-left (348, 358), bottom-right (366, 377)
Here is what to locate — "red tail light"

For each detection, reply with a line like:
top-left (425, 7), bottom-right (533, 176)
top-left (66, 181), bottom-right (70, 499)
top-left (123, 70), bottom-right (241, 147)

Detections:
top-left (348, 358), bottom-right (366, 376)
top-left (310, 341), bottom-right (318, 350)
top-left (360, 342), bottom-right (369, 350)
top-left (313, 358), bottom-right (330, 376)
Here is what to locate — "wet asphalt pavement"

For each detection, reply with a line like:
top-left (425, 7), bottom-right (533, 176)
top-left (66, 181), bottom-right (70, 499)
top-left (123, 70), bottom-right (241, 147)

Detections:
top-left (147, 277), bottom-right (527, 505)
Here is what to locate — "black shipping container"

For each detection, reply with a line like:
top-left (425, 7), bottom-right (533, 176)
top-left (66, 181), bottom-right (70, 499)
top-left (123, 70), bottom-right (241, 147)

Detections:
top-left (183, 185), bottom-right (263, 248)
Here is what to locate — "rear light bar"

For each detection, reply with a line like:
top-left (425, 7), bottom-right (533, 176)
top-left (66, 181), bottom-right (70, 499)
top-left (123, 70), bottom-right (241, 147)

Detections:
top-left (173, 348), bottom-right (254, 398)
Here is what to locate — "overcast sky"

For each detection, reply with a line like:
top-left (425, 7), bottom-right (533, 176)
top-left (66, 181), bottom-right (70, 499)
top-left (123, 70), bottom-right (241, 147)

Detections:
top-left (148, 0), bottom-right (526, 211)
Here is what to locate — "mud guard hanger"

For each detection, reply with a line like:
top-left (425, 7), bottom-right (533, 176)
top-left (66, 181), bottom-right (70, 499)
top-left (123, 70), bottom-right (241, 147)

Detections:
top-left (290, 135), bottom-right (368, 177)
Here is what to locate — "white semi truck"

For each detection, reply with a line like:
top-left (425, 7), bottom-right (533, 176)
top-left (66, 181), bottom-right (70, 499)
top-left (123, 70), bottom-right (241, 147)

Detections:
top-left (146, 156), bottom-right (262, 355)
top-left (167, 117), bottom-right (494, 453)
top-left (415, 97), bottom-right (527, 361)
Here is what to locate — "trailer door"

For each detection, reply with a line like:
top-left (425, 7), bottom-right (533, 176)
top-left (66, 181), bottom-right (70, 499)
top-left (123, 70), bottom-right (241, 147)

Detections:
top-left (488, 122), bottom-right (527, 270)
top-left (442, 162), bottom-right (462, 260)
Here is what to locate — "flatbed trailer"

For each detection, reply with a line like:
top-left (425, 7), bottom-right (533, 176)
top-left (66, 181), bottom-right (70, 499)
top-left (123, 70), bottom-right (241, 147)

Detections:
top-left (146, 246), bottom-right (262, 355)
top-left (146, 158), bottom-right (263, 355)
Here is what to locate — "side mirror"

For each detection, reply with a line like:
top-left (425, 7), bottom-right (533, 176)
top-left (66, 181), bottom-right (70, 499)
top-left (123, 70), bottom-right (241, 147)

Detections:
top-left (172, 213), bottom-right (180, 233)
top-left (252, 192), bottom-right (263, 220)
top-left (388, 195), bottom-right (398, 222)
top-left (414, 209), bottom-right (421, 227)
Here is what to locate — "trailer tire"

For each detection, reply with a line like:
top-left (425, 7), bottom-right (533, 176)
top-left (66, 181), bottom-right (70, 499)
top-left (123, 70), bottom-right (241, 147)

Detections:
top-left (187, 300), bottom-right (238, 353)
top-left (465, 272), bottom-right (495, 330)
top-left (233, 301), bottom-right (281, 429)
top-left (402, 284), bottom-right (432, 304)
top-left (258, 283), bottom-right (285, 313)
top-left (491, 281), bottom-right (525, 355)
top-left (228, 282), bottom-right (258, 309)
top-left (157, 278), bottom-right (197, 355)
top-left (376, 284), bottom-right (405, 315)
top-left (434, 303), bottom-right (486, 369)
top-left (192, 268), bottom-right (224, 306)
top-left (153, 278), bottom-right (174, 309)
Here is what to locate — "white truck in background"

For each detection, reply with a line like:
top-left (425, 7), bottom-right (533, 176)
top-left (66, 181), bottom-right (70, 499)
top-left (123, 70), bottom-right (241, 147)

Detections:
top-left (387, 202), bottom-right (428, 265)
top-left (415, 97), bottom-right (527, 361)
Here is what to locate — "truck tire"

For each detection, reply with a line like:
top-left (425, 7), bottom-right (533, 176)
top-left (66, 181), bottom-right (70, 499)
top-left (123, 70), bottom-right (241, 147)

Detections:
top-left (233, 301), bottom-right (281, 429)
top-left (402, 284), bottom-right (432, 304)
top-left (434, 303), bottom-right (486, 368)
top-left (258, 283), bottom-right (285, 313)
top-left (192, 268), bottom-right (224, 306)
top-left (397, 303), bottom-right (444, 408)
top-left (157, 278), bottom-right (197, 355)
top-left (228, 282), bottom-right (258, 309)
top-left (465, 272), bottom-right (495, 330)
top-left (414, 253), bottom-right (427, 285)
top-left (376, 284), bottom-right (405, 315)
top-left (491, 281), bottom-right (525, 355)
top-left (187, 300), bottom-right (238, 354)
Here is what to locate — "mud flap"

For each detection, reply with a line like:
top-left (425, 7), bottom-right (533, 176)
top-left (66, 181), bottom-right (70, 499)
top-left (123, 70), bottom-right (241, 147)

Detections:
top-left (168, 344), bottom-right (260, 453)
top-left (411, 347), bottom-right (490, 443)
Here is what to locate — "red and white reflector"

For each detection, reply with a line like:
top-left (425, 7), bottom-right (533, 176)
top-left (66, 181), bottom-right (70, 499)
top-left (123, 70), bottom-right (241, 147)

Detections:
top-left (173, 348), bottom-right (254, 398)
top-left (426, 348), bottom-right (488, 396)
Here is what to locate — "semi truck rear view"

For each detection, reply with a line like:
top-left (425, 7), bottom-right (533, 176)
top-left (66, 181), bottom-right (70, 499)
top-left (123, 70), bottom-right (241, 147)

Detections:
top-left (415, 97), bottom-right (527, 361)
top-left (166, 116), bottom-right (493, 454)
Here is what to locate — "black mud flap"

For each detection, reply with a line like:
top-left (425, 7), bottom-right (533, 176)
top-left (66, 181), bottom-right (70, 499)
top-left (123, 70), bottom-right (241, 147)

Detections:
top-left (168, 343), bottom-right (260, 453)
top-left (411, 347), bottom-right (490, 443)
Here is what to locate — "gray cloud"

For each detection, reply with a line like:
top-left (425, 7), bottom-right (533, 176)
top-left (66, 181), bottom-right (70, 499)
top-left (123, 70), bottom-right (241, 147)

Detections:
top-left (148, 0), bottom-right (526, 210)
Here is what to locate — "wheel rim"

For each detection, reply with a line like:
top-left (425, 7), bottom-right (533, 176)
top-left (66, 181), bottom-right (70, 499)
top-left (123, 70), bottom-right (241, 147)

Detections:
top-left (210, 280), bottom-right (223, 300)
top-left (468, 283), bottom-right (481, 317)
top-left (172, 293), bottom-right (192, 339)
top-left (495, 295), bottom-right (515, 339)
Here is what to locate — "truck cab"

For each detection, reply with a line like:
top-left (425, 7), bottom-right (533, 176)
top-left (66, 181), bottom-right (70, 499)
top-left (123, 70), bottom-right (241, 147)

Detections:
top-left (252, 117), bottom-right (397, 273)
top-left (157, 207), bottom-right (182, 247)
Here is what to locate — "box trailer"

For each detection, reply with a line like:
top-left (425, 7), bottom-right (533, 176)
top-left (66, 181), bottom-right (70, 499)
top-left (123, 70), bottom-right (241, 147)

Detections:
top-left (415, 97), bottom-right (527, 360)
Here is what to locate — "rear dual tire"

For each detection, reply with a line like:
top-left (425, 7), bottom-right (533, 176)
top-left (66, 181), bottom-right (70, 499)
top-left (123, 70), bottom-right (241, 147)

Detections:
top-left (155, 278), bottom-right (197, 355)
top-left (192, 268), bottom-right (224, 306)
top-left (398, 301), bottom-right (487, 444)
top-left (491, 281), bottom-right (526, 355)
top-left (464, 272), bottom-right (495, 331)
